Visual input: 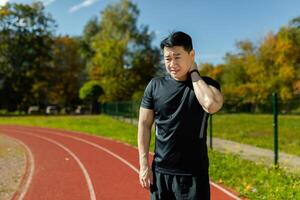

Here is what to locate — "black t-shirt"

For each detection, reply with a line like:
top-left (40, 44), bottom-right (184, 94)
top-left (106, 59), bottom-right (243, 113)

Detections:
top-left (141, 75), bottom-right (221, 176)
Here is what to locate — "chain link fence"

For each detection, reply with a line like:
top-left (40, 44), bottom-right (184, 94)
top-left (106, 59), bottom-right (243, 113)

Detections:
top-left (101, 94), bottom-right (300, 167)
top-left (101, 96), bottom-right (300, 118)
top-left (101, 101), bottom-right (140, 124)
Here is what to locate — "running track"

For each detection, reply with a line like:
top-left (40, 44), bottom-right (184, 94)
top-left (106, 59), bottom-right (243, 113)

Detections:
top-left (0, 125), bottom-right (241, 200)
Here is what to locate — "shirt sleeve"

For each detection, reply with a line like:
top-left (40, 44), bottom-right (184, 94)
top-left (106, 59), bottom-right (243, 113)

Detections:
top-left (140, 79), bottom-right (154, 109)
top-left (202, 76), bottom-right (221, 91)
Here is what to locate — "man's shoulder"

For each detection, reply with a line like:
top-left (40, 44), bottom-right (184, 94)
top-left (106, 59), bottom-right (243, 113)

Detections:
top-left (152, 75), bottom-right (169, 81)
top-left (149, 76), bottom-right (170, 85)
top-left (201, 76), bottom-right (221, 90)
top-left (201, 76), bottom-right (218, 82)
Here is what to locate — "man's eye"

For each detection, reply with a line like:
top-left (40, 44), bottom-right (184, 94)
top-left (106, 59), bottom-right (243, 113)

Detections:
top-left (165, 58), bottom-right (171, 62)
top-left (175, 57), bottom-right (180, 59)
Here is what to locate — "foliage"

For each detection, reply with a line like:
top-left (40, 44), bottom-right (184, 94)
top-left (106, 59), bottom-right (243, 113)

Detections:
top-left (0, 2), bottom-right (55, 111)
top-left (79, 17), bottom-right (100, 63)
top-left (79, 80), bottom-right (103, 113)
top-left (87, 0), bottom-right (160, 102)
top-left (79, 80), bottom-right (103, 101)
top-left (200, 16), bottom-right (300, 111)
top-left (46, 36), bottom-right (86, 107)
top-left (199, 63), bottom-right (224, 83)
top-left (2, 1), bottom-right (300, 112)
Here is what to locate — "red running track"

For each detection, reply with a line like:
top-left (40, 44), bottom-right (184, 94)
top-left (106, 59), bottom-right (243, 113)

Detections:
top-left (0, 125), bottom-right (241, 200)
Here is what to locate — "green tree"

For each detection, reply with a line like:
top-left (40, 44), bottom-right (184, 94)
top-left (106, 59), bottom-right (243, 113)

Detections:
top-left (88, 0), bottom-right (160, 102)
top-left (79, 80), bottom-right (103, 113)
top-left (80, 17), bottom-right (100, 63)
top-left (45, 36), bottom-right (86, 109)
top-left (0, 2), bottom-right (55, 111)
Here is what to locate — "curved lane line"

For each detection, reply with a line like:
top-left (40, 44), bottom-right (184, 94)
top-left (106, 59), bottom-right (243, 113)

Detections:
top-left (2, 135), bottom-right (35, 200)
top-left (4, 129), bottom-right (97, 200)
top-left (24, 128), bottom-right (139, 174)
top-left (14, 138), bottom-right (35, 200)
top-left (12, 126), bottom-right (241, 199)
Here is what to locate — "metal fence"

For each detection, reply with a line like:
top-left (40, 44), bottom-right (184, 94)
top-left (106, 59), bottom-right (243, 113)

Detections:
top-left (101, 101), bottom-right (140, 125)
top-left (101, 93), bottom-right (300, 167)
top-left (101, 95), bottom-right (300, 116)
top-left (101, 95), bottom-right (300, 118)
top-left (101, 101), bottom-right (140, 118)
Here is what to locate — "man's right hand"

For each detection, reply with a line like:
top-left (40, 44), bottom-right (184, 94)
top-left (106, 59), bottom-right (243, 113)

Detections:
top-left (139, 166), bottom-right (153, 189)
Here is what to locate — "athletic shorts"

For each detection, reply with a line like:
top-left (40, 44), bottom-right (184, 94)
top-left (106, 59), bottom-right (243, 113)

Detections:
top-left (150, 170), bottom-right (210, 200)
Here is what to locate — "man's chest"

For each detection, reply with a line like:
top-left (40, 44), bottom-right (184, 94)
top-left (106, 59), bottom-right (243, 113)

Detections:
top-left (152, 85), bottom-right (200, 117)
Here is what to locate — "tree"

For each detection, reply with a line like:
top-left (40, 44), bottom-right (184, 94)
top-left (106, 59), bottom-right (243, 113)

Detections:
top-left (199, 63), bottom-right (224, 84)
top-left (88, 0), bottom-right (160, 102)
top-left (220, 23), bottom-right (300, 112)
top-left (198, 16), bottom-right (300, 112)
top-left (79, 80), bottom-right (103, 113)
top-left (259, 29), bottom-right (299, 102)
top-left (221, 40), bottom-right (270, 111)
top-left (288, 16), bottom-right (300, 29)
top-left (44, 36), bottom-right (86, 109)
top-left (287, 17), bottom-right (300, 98)
top-left (0, 2), bottom-right (55, 111)
top-left (80, 17), bottom-right (100, 64)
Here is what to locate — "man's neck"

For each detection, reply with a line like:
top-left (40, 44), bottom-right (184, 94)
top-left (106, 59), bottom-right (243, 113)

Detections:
top-left (170, 74), bottom-right (188, 82)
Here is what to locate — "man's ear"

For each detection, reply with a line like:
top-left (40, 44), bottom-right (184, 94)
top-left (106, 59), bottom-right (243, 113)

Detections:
top-left (189, 49), bottom-right (195, 61)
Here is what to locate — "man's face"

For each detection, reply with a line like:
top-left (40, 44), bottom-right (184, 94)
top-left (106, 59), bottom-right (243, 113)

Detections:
top-left (163, 46), bottom-right (195, 81)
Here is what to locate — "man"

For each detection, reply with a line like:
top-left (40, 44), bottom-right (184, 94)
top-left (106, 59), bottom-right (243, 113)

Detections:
top-left (137, 31), bottom-right (223, 200)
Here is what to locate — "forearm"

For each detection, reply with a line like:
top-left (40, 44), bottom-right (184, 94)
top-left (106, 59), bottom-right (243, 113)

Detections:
top-left (138, 123), bottom-right (152, 169)
top-left (191, 72), bottom-right (223, 113)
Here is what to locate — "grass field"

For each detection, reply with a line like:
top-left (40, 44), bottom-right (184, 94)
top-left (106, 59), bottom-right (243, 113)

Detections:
top-left (209, 114), bottom-right (300, 156)
top-left (0, 115), bottom-right (299, 199)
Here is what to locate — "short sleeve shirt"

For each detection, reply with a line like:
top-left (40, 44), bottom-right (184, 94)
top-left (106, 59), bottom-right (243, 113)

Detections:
top-left (141, 75), bottom-right (220, 175)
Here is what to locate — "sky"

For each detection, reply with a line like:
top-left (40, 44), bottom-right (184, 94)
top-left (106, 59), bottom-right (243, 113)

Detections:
top-left (1, 0), bottom-right (300, 65)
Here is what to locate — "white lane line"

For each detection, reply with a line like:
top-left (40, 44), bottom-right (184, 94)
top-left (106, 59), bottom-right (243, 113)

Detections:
top-left (21, 127), bottom-right (139, 174)
top-left (210, 181), bottom-right (241, 200)
top-left (13, 138), bottom-right (35, 200)
top-left (9, 126), bottom-right (241, 199)
top-left (4, 129), bottom-right (96, 200)
top-left (2, 135), bottom-right (35, 200)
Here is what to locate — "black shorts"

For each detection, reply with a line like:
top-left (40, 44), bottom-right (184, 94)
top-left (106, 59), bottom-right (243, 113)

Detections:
top-left (150, 170), bottom-right (210, 200)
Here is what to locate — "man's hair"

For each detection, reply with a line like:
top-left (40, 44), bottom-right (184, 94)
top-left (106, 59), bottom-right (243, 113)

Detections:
top-left (160, 31), bottom-right (193, 53)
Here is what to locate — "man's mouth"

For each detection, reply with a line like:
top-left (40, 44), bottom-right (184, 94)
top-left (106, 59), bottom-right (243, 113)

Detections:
top-left (170, 69), bottom-right (179, 73)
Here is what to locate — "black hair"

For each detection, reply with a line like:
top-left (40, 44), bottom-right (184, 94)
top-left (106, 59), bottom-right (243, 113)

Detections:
top-left (160, 31), bottom-right (193, 53)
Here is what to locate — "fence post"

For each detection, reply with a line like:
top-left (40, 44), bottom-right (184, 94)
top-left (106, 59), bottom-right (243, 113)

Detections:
top-left (272, 92), bottom-right (279, 168)
top-left (101, 103), bottom-right (104, 114)
top-left (115, 102), bottom-right (118, 116)
top-left (209, 114), bottom-right (213, 149)
top-left (131, 101), bottom-right (134, 124)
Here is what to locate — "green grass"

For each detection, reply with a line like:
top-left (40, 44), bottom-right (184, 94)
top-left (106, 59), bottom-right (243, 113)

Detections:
top-left (211, 113), bottom-right (300, 156)
top-left (209, 150), bottom-right (300, 200)
top-left (0, 115), bottom-right (299, 199)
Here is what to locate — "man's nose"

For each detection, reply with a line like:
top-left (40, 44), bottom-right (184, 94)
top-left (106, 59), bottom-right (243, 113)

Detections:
top-left (170, 59), bottom-right (177, 66)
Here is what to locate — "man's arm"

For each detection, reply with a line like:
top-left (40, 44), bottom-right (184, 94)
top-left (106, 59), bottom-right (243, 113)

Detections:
top-left (190, 63), bottom-right (224, 114)
top-left (137, 107), bottom-right (154, 189)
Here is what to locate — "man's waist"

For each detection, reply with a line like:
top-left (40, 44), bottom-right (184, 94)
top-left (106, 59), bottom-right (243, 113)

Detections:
top-left (152, 160), bottom-right (208, 176)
